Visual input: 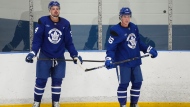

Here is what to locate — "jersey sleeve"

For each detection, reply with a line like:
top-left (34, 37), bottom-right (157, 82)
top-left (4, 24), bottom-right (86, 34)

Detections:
top-left (64, 22), bottom-right (78, 58)
top-left (106, 28), bottom-right (122, 60)
top-left (31, 18), bottom-right (44, 55)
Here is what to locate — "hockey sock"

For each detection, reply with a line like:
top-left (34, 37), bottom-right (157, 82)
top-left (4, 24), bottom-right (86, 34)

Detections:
top-left (34, 78), bottom-right (47, 102)
top-left (117, 83), bottom-right (129, 105)
top-left (51, 78), bottom-right (63, 101)
top-left (130, 82), bottom-right (142, 104)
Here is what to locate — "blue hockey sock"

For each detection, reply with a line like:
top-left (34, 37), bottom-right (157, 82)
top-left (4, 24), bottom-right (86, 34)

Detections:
top-left (117, 83), bottom-right (129, 105)
top-left (51, 78), bottom-right (63, 101)
top-left (130, 82), bottom-right (142, 104)
top-left (34, 78), bottom-right (47, 102)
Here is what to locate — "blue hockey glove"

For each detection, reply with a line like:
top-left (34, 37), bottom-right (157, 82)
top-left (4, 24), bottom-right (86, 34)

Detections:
top-left (73, 55), bottom-right (83, 64)
top-left (25, 51), bottom-right (35, 63)
top-left (147, 46), bottom-right (158, 58)
top-left (105, 57), bottom-right (114, 69)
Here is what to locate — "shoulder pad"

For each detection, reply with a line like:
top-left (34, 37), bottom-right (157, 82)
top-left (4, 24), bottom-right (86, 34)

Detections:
top-left (110, 30), bottom-right (118, 36)
top-left (130, 22), bottom-right (138, 28)
top-left (37, 16), bottom-right (48, 24)
top-left (37, 19), bottom-right (42, 24)
top-left (68, 24), bottom-right (71, 29)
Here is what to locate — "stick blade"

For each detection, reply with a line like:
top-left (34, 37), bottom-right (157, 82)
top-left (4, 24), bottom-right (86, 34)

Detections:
top-left (85, 68), bottom-right (96, 72)
top-left (85, 65), bottom-right (105, 72)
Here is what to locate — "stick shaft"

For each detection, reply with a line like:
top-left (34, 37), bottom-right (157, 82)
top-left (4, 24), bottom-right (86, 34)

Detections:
top-left (65, 59), bottom-right (104, 62)
top-left (37, 58), bottom-right (104, 62)
top-left (113, 54), bottom-right (149, 65)
top-left (85, 54), bottom-right (149, 72)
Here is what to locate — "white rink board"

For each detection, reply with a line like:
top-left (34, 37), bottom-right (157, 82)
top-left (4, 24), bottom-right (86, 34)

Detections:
top-left (0, 51), bottom-right (190, 104)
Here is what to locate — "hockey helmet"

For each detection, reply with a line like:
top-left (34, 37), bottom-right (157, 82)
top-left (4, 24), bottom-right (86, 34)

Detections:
top-left (48, 1), bottom-right (60, 10)
top-left (119, 7), bottom-right (132, 18)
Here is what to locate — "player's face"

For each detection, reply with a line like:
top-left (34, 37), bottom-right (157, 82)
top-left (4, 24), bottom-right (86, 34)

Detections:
top-left (120, 15), bottom-right (131, 27)
top-left (49, 6), bottom-right (60, 17)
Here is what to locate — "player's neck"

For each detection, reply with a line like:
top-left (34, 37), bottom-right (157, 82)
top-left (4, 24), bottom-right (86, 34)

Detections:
top-left (50, 16), bottom-right (59, 22)
top-left (120, 22), bottom-right (129, 28)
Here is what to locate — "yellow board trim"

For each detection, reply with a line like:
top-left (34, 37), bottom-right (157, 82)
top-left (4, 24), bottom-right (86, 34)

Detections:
top-left (1, 102), bottom-right (190, 107)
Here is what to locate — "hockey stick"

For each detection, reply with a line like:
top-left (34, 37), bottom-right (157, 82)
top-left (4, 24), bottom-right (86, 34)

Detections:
top-left (37, 57), bottom-right (86, 71)
top-left (38, 58), bottom-right (104, 62)
top-left (85, 54), bottom-right (150, 72)
top-left (65, 59), bottom-right (104, 62)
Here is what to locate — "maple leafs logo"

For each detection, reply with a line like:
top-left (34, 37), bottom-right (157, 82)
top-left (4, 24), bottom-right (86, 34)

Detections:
top-left (51, 31), bottom-right (59, 41)
top-left (126, 33), bottom-right (137, 49)
top-left (48, 28), bottom-right (62, 44)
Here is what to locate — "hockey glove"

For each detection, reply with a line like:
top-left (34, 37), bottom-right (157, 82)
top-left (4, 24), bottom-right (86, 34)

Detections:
top-left (105, 57), bottom-right (114, 69)
top-left (73, 55), bottom-right (83, 64)
top-left (25, 51), bottom-right (35, 63)
top-left (147, 46), bottom-right (158, 58)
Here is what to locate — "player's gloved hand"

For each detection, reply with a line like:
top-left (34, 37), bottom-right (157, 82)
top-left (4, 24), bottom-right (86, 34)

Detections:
top-left (25, 51), bottom-right (35, 63)
top-left (72, 55), bottom-right (83, 64)
top-left (105, 57), bottom-right (114, 69)
top-left (147, 46), bottom-right (158, 58)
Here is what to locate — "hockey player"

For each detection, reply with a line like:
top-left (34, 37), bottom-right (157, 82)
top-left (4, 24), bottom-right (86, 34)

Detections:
top-left (25, 1), bottom-right (83, 107)
top-left (105, 7), bottom-right (158, 107)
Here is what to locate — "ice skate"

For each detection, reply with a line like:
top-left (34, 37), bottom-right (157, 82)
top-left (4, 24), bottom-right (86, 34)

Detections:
top-left (130, 103), bottom-right (137, 107)
top-left (32, 101), bottom-right (40, 107)
top-left (52, 101), bottom-right (60, 107)
top-left (120, 105), bottom-right (126, 107)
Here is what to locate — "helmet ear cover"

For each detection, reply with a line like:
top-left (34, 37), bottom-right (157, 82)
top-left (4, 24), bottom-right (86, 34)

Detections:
top-left (48, 1), bottom-right (60, 10)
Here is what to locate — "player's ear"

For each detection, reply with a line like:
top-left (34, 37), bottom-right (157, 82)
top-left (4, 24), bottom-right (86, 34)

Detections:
top-left (119, 15), bottom-right (121, 20)
top-left (119, 15), bottom-right (124, 20)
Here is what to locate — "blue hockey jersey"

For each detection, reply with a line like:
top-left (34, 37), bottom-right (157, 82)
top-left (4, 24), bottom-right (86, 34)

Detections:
top-left (32, 15), bottom-right (78, 58)
top-left (106, 22), bottom-right (148, 67)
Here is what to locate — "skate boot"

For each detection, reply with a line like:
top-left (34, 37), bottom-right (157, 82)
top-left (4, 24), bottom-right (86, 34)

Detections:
top-left (32, 101), bottom-right (40, 107)
top-left (120, 105), bottom-right (126, 107)
top-left (130, 103), bottom-right (137, 107)
top-left (52, 101), bottom-right (60, 107)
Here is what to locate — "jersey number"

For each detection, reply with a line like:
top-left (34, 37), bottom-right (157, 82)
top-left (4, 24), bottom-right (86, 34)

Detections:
top-left (35, 27), bottom-right (39, 33)
top-left (108, 36), bottom-right (114, 44)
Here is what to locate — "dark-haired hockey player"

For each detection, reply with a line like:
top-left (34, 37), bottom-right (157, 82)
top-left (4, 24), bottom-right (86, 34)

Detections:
top-left (105, 7), bottom-right (158, 107)
top-left (25, 1), bottom-right (83, 107)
